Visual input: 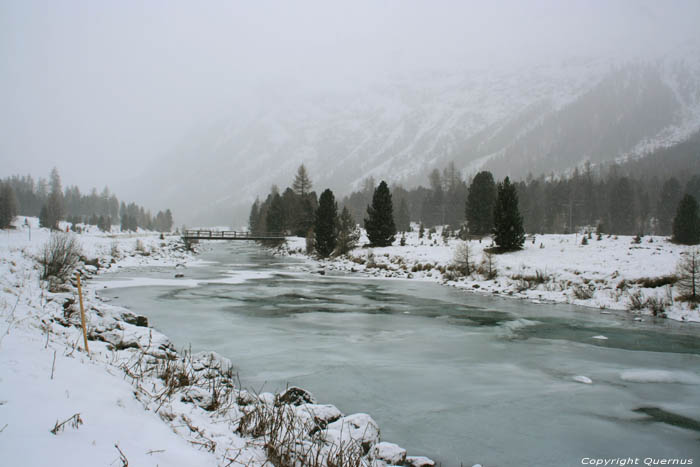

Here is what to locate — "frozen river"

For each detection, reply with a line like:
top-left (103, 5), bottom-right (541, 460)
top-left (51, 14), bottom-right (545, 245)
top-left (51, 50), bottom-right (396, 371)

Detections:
top-left (97, 242), bottom-right (700, 466)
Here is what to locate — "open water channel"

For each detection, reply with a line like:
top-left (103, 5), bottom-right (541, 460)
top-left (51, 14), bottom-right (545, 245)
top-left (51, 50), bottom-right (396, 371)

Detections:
top-left (96, 242), bottom-right (700, 466)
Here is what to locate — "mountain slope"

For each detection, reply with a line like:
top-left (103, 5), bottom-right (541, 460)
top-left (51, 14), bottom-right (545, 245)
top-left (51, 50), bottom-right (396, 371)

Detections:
top-left (129, 51), bottom-right (700, 226)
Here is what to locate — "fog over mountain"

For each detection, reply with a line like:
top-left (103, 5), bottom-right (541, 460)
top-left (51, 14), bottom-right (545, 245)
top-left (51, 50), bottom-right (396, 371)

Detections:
top-left (132, 47), bottom-right (700, 226)
top-left (1, 1), bottom-right (699, 225)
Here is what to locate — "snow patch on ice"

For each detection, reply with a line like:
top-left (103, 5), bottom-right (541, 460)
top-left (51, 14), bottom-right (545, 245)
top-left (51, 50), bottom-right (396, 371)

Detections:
top-left (620, 370), bottom-right (700, 385)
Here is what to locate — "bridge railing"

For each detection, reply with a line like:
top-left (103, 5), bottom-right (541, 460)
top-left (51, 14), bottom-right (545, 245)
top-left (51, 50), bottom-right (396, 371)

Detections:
top-left (182, 230), bottom-right (287, 239)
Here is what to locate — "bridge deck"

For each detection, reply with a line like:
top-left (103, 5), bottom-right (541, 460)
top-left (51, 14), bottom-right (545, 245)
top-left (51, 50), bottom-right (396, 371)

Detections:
top-left (182, 230), bottom-right (286, 241)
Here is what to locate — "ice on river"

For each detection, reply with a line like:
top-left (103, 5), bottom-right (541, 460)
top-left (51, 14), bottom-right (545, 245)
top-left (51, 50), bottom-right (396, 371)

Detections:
top-left (97, 242), bottom-right (700, 466)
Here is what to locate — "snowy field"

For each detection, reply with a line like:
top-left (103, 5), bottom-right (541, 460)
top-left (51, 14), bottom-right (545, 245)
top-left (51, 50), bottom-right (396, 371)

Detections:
top-left (281, 226), bottom-right (700, 323)
top-left (0, 218), bottom-right (432, 467)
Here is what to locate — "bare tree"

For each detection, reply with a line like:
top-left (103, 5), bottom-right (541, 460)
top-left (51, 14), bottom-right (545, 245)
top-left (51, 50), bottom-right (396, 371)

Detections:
top-left (453, 241), bottom-right (472, 276)
top-left (677, 248), bottom-right (699, 303)
top-left (478, 251), bottom-right (497, 279)
top-left (292, 164), bottom-right (312, 197)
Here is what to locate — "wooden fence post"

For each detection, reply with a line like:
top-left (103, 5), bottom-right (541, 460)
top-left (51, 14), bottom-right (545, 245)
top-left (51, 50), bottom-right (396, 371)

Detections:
top-left (76, 273), bottom-right (90, 357)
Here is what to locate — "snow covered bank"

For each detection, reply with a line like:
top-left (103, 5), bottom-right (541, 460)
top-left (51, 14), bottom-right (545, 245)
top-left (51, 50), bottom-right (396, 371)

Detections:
top-left (278, 227), bottom-right (700, 323)
top-left (0, 219), bottom-right (435, 466)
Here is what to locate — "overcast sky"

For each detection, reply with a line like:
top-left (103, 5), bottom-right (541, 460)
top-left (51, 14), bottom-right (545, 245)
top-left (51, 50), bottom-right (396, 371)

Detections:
top-left (1, 0), bottom-right (699, 193)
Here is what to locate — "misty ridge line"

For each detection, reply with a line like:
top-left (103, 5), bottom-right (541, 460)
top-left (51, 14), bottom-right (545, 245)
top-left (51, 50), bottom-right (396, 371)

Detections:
top-left (120, 48), bottom-right (700, 226)
top-left (2, 2), bottom-right (700, 226)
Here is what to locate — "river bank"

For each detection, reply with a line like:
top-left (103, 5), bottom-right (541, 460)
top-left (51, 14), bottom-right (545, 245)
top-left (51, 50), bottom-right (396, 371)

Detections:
top-left (278, 227), bottom-right (700, 323)
top-left (0, 218), bottom-right (435, 466)
top-left (98, 236), bottom-right (700, 467)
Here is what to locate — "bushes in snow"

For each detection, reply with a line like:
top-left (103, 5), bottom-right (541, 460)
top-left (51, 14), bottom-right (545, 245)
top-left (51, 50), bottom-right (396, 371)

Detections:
top-left (38, 233), bottom-right (82, 281)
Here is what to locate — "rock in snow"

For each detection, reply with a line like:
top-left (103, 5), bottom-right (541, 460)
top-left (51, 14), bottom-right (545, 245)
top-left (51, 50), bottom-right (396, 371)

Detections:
top-left (325, 413), bottom-right (381, 453)
top-left (406, 456), bottom-right (437, 467)
top-left (276, 386), bottom-right (316, 406)
top-left (371, 442), bottom-right (407, 465)
top-left (294, 403), bottom-right (343, 428)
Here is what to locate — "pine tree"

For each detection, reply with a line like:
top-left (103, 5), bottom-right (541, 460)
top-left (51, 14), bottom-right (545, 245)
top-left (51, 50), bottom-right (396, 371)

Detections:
top-left (608, 177), bottom-right (635, 235)
top-left (492, 176), bottom-right (525, 251)
top-left (295, 195), bottom-right (317, 237)
top-left (39, 205), bottom-right (49, 229)
top-left (292, 164), bottom-right (313, 197)
top-left (336, 206), bottom-right (359, 255)
top-left (466, 171), bottom-right (497, 236)
top-left (686, 175), bottom-right (700, 206)
top-left (248, 199), bottom-right (260, 233)
top-left (46, 167), bottom-right (64, 229)
top-left (656, 177), bottom-right (682, 235)
top-left (0, 183), bottom-right (18, 229)
top-left (396, 198), bottom-right (411, 232)
top-left (364, 181), bottom-right (396, 247)
top-left (163, 209), bottom-right (173, 232)
top-left (672, 194), bottom-right (700, 245)
top-left (266, 193), bottom-right (285, 234)
top-left (314, 189), bottom-right (338, 257)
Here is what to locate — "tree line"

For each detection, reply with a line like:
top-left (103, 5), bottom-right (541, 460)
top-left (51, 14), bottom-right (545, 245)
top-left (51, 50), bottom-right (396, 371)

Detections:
top-left (341, 162), bottom-right (700, 243)
top-left (250, 160), bottom-right (700, 252)
top-left (249, 164), bottom-right (527, 255)
top-left (0, 168), bottom-right (173, 232)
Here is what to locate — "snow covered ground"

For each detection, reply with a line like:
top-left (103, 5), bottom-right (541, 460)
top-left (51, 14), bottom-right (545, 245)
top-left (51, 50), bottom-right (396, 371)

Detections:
top-left (0, 218), bottom-right (434, 466)
top-left (280, 226), bottom-right (700, 323)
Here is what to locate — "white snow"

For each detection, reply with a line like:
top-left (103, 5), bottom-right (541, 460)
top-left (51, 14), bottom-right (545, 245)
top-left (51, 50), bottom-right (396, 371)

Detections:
top-left (620, 370), bottom-right (700, 385)
top-left (279, 226), bottom-right (700, 323)
top-left (573, 376), bottom-right (593, 384)
top-left (0, 218), bottom-right (431, 466)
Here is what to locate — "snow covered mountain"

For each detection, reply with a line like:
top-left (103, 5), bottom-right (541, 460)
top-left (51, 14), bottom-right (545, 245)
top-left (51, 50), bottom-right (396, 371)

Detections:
top-left (129, 48), bottom-right (700, 226)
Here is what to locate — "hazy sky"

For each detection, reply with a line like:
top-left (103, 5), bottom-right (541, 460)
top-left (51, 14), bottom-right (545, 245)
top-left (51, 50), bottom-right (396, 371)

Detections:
top-left (1, 0), bottom-right (699, 194)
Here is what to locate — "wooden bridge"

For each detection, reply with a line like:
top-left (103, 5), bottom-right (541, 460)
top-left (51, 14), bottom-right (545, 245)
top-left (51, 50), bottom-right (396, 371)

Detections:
top-left (182, 230), bottom-right (286, 242)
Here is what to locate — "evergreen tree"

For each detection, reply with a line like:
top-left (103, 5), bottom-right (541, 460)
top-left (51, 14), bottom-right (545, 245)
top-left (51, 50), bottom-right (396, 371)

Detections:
top-left (314, 189), bottom-right (338, 257)
top-left (336, 206), bottom-right (359, 255)
top-left (248, 199), bottom-right (260, 233)
top-left (163, 209), bottom-right (173, 232)
top-left (672, 194), bottom-right (700, 245)
top-left (0, 183), bottom-right (18, 229)
top-left (46, 167), bottom-right (64, 229)
top-left (422, 169), bottom-right (445, 227)
top-left (656, 177), bottom-right (682, 235)
top-left (120, 212), bottom-right (129, 232)
top-left (396, 198), bottom-right (411, 232)
top-left (292, 164), bottom-right (313, 197)
top-left (686, 175), bottom-right (700, 206)
top-left (466, 171), bottom-right (497, 236)
top-left (39, 205), bottom-right (49, 229)
top-left (492, 176), bottom-right (525, 251)
top-left (443, 162), bottom-right (467, 228)
top-left (295, 194), bottom-right (317, 237)
top-left (364, 181), bottom-right (396, 247)
top-left (608, 177), bottom-right (636, 235)
top-left (266, 193), bottom-right (285, 234)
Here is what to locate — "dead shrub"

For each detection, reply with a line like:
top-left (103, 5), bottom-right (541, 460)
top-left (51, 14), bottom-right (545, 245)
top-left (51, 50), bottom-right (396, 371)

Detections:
top-left (572, 285), bottom-right (594, 300)
top-left (627, 290), bottom-right (645, 310)
top-left (645, 296), bottom-right (668, 317)
top-left (39, 233), bottom-right (82, 281)
top-left (634, 275), bottom-right (678, 289)
top-left (476, 252), bottom-right (497, 279)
